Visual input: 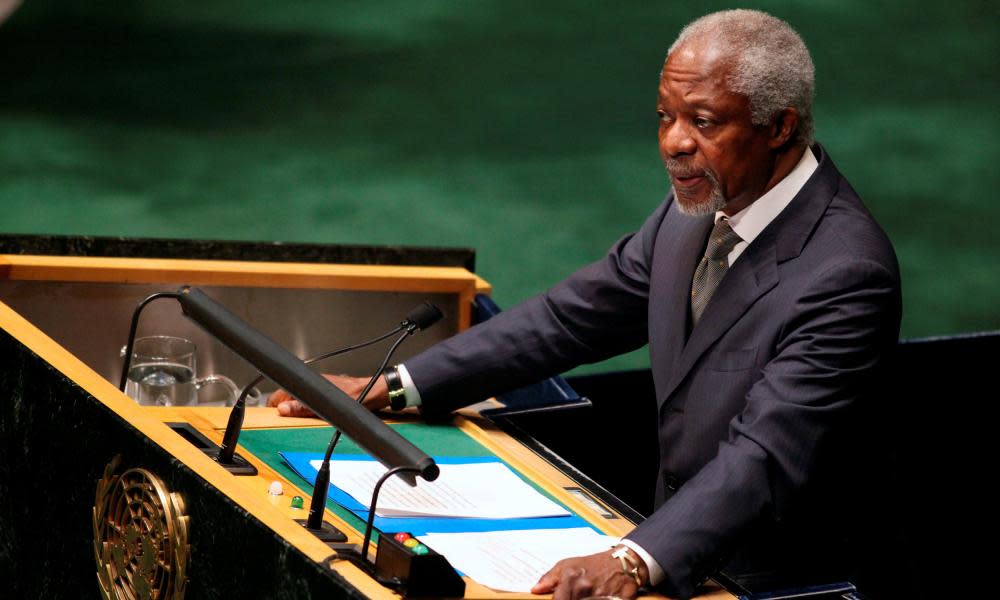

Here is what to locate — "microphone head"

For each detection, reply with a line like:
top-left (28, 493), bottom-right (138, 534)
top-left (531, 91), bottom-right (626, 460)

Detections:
top-left (405, 302), bottom-right (443, 331)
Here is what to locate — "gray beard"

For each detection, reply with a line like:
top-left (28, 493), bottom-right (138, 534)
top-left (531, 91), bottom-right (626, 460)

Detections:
top-left (672, 170), bottom-right (727, 217)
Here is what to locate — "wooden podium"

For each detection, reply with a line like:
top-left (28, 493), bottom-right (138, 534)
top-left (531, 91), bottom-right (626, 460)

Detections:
top-left (0, 247), bottom-right (734, 600)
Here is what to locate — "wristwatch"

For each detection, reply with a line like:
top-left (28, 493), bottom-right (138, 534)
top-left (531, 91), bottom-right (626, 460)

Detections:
top-left (383, 366), bottom-right (407, 411)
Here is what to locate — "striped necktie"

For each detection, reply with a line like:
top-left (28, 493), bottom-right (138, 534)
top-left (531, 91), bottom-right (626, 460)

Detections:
top-left (690, 218), bottom-right (741, 326)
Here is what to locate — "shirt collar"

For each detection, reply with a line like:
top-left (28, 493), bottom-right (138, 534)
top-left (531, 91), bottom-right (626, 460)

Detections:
top-left (716, 147), bottom-right (819, 246)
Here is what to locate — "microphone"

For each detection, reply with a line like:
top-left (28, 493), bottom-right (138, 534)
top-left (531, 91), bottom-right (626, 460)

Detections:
top-left (405, 302), bottom-right (444, 332)
top-left (175, 286), bottom-right (439, 483)
top-left (216, 302), bottom-right (444, 467)
top-left (305, 303), bottom-right (442, 536)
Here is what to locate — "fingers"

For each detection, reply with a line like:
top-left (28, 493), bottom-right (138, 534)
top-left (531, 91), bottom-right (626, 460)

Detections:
top-left (533, 553), bottom-right (639, 600)
top-left (270, 374), bottom-right (387, 417)
top-left (554, 568), bottom-right (593, 600)
top-left (269, 374), bottom-right (358, 418)
top-left (275, 399), bottom-right (316, 417)
top-left (530, 568), bottom-right (559, 594)
top-left (267, 387), bottom-right (315, 417)
top-left (267, 388), bottom-right (292, 407)
top-left (532, 564), bottom-right (594, 599)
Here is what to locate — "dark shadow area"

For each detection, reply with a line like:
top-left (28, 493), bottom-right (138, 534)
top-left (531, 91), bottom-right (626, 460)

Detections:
top-left (506, 332), bottom-right (997, 598)
top-left (504, 369), bottom-right (659, 518)
top-left (0, 232), bottom-right (475, 269)
top-left (852, 331), bottom-right (996, 599)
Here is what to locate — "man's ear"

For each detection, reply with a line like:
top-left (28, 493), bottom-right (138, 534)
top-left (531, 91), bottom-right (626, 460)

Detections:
top-left (769, 107), bottom-right (800, 149)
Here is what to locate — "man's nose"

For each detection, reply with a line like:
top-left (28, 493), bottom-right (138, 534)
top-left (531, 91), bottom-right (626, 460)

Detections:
top-left (660, 120), bottom-right (696, 157)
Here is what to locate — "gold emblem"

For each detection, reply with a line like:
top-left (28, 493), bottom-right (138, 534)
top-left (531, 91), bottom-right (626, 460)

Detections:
top-left (93, 456), bottom-right (189, 600)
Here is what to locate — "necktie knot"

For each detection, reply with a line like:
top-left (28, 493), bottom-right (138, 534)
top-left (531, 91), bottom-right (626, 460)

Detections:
top-left (705, 218), bottom-right (741, 261)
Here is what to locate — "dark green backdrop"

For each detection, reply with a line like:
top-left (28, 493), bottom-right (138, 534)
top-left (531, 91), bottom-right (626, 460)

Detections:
top-left (2, 1), bottom-right (998, 372)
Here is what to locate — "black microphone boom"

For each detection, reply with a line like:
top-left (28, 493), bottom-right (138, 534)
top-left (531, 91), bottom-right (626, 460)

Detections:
top-left (176, 286), bottom-right (439, 483)
top-left (218, 315), bottom-right (409, 467)
top-left (405, 302), bottom-right (443, 331)
top-left (305, 305), bottom-right (441, 533)
top-left (218, 301), bottom-right (443, 467)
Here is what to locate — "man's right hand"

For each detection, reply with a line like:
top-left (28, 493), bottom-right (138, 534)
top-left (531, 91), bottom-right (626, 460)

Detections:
top-left (267, 374), bottom-right (391, 417)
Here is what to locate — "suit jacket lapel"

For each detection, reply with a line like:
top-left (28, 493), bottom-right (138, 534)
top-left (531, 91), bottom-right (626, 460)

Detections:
top-left (657, 144), bottom-right (839, 409)
top-left (662, 242), bottom-right (779, 406)
top-left (659, 209), bottom-right (714, 369)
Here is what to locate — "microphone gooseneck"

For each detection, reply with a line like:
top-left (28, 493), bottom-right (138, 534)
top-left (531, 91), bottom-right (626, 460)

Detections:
top-left (305, 310), bottom-right (440, 531)
top-left (218, 302), bottom-right (443, 466)
top-left (176, 286), bottom-right (439, 481)
top-left (118, 291), bottom-right (182, 391)
top-left (217, 323), bottom-right (407, 465)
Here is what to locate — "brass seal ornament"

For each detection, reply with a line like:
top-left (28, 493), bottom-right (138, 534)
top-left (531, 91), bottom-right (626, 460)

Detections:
top-left (93, 456), bottom-right (190, 600)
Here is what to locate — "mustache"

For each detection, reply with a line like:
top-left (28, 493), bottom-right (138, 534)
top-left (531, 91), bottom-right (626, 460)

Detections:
top-left (663, 158), bottom-right (711, 179)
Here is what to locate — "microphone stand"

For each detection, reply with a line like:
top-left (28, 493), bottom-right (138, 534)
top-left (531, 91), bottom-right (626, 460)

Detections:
top-left (217, 325), bottom-right (404, 467)
top-left (324, 464), bottom-right (466, 598)
top-left (121, 289), bottom-right (443, 544)
top-left (218, 302), bottom-right (440, 474)
top-left (304, 326), bottom-right (415, 540)
top-left (319, 466), bottom-right (421, 590)
top-left (119, 292), bottom-right (404, 478)
top-left (118, 292), bottom-right (181, 391)
top-left (360, 466), bottom-right (421, 564)
top-left (121, 289), bottom-right (459, 594)
top-left (121, 291), bottom-right (442, 484)
top-left (118, 291), bottom-right (256, 474)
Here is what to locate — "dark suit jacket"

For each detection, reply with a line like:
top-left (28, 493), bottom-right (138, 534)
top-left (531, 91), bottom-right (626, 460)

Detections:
top-left (405, 145), bottom-right (901, 598)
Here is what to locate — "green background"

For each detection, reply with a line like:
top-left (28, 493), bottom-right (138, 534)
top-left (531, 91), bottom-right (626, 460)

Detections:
top-left (2, 2), bottom-right (998, 373)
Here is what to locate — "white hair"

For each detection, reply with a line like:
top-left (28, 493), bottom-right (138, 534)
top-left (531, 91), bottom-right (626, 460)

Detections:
top-left (668, 10), bottom-right (815, 145)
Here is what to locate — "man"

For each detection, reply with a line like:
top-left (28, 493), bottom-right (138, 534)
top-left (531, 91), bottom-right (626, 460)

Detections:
top-left (272, 10), bottom-right (901, 599)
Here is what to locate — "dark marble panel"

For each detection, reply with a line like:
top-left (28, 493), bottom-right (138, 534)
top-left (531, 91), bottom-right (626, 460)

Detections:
top-left (0, 233), bottom-right (476, 271)
top-left (0, 330), bottom-right (367, 599)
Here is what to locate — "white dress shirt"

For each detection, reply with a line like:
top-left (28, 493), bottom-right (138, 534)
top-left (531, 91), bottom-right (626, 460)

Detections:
top-left (722, 147), bottom-right (818, 265)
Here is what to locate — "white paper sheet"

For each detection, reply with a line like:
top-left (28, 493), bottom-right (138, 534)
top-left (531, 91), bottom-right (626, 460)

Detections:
top-left (419, 528), bottom-right (618, 592)
top-left (313, 458), bottom-right (571, 519)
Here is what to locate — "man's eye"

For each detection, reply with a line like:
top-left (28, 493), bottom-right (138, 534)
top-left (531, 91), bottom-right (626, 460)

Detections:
top-left (657, 110), bottom-right (671, 122)
top-left (694, 117), bottom-right (712, 128)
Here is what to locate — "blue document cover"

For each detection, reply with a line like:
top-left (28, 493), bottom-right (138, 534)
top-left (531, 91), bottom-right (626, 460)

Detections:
top-left (280, 452), bottom-right (595, 536)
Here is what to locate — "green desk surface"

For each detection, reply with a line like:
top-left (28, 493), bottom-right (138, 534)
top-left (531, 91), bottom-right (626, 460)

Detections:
top-left (239, 423), bottom-right (568, 540)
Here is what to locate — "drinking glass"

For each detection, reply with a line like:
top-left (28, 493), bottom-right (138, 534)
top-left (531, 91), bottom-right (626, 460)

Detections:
top-left (123, 336), bottom-right (240, 406)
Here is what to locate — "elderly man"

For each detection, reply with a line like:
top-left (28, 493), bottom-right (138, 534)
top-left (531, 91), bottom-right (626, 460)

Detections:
top-left (272, 10), bottom-right (900, 599)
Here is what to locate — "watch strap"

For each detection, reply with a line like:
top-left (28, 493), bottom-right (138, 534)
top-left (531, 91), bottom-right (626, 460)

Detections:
top-left (384, 366), bottom-right (406, 411)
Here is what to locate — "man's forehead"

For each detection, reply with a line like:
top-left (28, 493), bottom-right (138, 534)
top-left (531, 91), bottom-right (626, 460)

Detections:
top-left (659, 38), bottom-right (736, 97)
top-left (664, 36), bottom-right (733, 80)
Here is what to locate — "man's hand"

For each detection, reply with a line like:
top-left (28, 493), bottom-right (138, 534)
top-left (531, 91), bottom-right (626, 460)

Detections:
top-left (267, 374), bottom-right (391, 417)
top-left (531, 548), bottom-right (647, 600)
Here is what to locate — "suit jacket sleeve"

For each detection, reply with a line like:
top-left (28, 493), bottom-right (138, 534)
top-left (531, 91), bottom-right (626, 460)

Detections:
top-left (403, 199), bottom-right (671, 416)
top-left (627, 256), bottom-right (900, 598)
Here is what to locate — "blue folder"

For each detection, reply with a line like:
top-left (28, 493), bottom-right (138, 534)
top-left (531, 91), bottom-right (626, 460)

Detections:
top-left (280, 452), bottom-right (595, 536)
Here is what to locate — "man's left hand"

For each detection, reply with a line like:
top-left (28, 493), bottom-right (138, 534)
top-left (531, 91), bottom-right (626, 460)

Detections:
top-left (267, 373), bottom-right (389, 417)
top-left (531, 549), bottom-right (645, 600)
